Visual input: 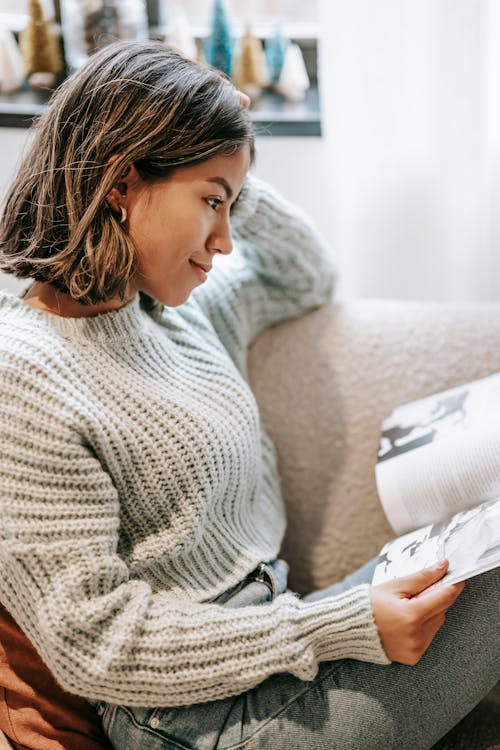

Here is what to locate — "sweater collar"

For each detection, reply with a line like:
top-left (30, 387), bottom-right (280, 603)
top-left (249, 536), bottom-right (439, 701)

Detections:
top-left (0, 290), bottom-right (161, 342)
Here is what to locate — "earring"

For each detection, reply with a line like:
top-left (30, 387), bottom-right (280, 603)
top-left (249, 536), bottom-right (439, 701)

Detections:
top-left (119, 205), bottom-right (127, 224)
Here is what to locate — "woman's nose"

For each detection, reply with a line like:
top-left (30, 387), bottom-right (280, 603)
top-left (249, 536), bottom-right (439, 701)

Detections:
top-left (207, 215), bottom-right (233, 255)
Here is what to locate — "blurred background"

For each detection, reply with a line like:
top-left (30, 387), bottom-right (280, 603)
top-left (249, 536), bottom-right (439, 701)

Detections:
top-left (0, 0), bottom-right (498, 302)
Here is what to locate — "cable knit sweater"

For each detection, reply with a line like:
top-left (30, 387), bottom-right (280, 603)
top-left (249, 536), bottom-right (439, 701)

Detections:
top-left (0, 174), bottom-right (389, 708)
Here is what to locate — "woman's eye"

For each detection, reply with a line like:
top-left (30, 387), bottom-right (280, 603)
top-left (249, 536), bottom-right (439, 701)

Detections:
top-left (205, 197), bottom-right (224, 211)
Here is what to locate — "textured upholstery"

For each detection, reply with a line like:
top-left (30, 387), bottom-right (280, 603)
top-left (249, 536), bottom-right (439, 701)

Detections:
top-left (248, 298), bottom-right (500, 749)
top-left (249, 299), bottom-right (500, 593)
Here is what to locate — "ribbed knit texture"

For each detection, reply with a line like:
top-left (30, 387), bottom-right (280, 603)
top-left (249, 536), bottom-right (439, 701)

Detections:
top-left (0, 175), bottom-right (389, 708)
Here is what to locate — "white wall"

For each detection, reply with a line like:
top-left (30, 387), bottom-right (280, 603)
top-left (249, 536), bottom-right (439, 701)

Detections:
top-left (0, 127), bottom-right (31, 294)
top-left (319, 0), bottom-right (499, 302)
top-left (252, 136), bottom-right (332, 239)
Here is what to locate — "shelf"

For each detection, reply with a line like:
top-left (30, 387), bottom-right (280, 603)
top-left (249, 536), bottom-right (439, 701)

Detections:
top-left (0, 86), bottom-right (48, 129)
top-left (0, 84), bottom-right (321, 136)
top-left (251, 86), bottom-right (321, 137)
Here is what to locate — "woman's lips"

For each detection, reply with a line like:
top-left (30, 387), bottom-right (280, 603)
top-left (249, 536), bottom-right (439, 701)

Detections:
top-left (189, 259), bottom-right (211, 282)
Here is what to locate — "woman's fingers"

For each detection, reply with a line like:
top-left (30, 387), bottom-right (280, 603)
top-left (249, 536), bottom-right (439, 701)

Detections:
top-left (235, 89), bottom-right (251, 109)
top-left (416, 579), bottom-right (465, 622)
top-left (390, 560), bottom-right (450, 598)
top-left (370, 561), bottom-right (465, 665)
top-left (419, 611), bottom-right (447, 652)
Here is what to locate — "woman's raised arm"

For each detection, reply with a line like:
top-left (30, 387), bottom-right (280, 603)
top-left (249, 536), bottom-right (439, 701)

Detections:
top-left (192, 173), bottom-right (337, 368)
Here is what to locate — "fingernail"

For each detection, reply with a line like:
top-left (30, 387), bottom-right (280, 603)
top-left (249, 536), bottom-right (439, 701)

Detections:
top-left (436, 559), bottom-right (447, 569)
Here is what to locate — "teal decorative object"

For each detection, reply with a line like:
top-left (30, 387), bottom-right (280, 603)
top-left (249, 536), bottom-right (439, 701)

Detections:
top-left (205, 0), bottom-right (233, 76)
top-left (265, 24), bottom-right (288, 84)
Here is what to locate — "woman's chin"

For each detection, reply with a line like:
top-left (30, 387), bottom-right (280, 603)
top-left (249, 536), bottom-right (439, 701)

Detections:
top-left (148, 287), bottom-right (193, 308)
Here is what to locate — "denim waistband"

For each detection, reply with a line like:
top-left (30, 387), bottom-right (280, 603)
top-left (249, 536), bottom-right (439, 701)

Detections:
top-left (88, 559), bottom-right (289, 715)
top-left (209, 559), bottom-right (289, 607)
top-left (87, 560), bottom-right (289, 710)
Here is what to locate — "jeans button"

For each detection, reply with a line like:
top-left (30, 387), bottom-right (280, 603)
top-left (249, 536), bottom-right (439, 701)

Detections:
top-left (150, 716), bottom-right (160, 729)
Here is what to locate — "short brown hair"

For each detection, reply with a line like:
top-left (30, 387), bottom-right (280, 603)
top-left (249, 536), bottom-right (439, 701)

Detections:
top-left (0, 41), bottom-right (255, 304)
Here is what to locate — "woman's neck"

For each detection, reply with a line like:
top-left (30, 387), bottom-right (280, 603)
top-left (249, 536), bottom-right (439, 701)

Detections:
top-left (22, 281), bottom-right (134, 318)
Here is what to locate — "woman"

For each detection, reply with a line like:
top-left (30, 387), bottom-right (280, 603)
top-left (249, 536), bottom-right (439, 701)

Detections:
top-left (0, 41), bottom-right (497, 750)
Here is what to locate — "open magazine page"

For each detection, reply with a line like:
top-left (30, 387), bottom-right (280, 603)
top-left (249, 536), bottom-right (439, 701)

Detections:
top-left (375, 374), bottom-right (500, 535)
top-left (376, 428), bottom-right (500, 534)
top-left (372, 497), bottom-right (500, 588)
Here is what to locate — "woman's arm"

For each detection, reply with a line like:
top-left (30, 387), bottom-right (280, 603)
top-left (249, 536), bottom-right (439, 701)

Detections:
top-left (0, 363), bottom-right (387, 710)
top-left (192, 174), bottom-right (337, 369)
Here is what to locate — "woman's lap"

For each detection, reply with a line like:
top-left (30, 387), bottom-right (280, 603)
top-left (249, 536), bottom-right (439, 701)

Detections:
top-left (252, 568), bottom-right (499, 750)
top-left (99, 566), bottom-right (499, 750)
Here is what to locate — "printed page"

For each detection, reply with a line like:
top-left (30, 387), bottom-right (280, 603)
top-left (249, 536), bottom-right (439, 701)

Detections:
top-left (376, 427), bottom-right (500, 534)
top-left (372, 497), bottom-right (500, 588)
top-left (376, 374), bottom-right (500, 534)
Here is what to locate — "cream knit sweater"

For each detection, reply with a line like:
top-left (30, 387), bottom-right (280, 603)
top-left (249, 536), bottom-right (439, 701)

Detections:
top-left (0, 175), bottom-right (389, 708)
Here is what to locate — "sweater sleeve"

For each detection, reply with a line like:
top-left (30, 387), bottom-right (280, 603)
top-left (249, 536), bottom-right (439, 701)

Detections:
top-left (192, 173), bottom-right (337, 367)
top-left (0, 364), bottom-right (388, 709)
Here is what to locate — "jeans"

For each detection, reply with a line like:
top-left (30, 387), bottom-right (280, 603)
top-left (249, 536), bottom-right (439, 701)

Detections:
top-left (93, 560), bottom-right (500, 750)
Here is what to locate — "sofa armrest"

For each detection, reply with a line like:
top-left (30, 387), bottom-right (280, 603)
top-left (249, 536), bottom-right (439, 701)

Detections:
top-left (248, 299), bottom-right (500, 594)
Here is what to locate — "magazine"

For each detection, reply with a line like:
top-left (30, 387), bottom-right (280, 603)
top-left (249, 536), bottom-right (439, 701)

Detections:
top-left (372, 374), bottom-right (500, 587)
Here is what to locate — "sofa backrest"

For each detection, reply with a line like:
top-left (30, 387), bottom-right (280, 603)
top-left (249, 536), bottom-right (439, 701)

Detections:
top-left (248, 300), bottom-right (500, 594)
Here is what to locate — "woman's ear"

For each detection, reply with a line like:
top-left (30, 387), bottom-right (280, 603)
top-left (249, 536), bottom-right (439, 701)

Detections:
top-left (106, 185), bottom-right (125, 214)
top-left (104, 157), bottom-right (140, 213)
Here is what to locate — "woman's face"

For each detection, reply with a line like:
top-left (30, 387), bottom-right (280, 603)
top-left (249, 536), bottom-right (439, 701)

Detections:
top-left (124, 147), bottom-right (251, 306)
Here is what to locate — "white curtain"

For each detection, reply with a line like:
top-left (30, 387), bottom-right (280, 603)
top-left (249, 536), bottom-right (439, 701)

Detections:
top-left (319, 0), bottom-right (500, 301)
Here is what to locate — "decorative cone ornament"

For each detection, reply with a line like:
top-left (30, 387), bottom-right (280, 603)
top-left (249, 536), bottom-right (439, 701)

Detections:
top-left (168, 9), bottom-right (196, 60)
top-left (232, 25), bottom-right (268, 100)
top-left (0, 29), bottom-right (25, 93)
top-left (205, 0), bottom-right (233, 76)
top-left (276, 42), bottom-right (310, 102)
top-left (265, 23), bottom-right (288, 84)
top-left (19, 0), bottom-right (62, 89)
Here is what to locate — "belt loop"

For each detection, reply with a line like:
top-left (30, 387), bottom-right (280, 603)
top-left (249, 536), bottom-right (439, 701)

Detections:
top-left (252, 562), bottom-right (277, 600)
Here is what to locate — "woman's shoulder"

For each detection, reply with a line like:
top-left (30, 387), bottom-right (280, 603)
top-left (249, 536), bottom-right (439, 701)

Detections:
top-left (0, 289), bottom-right (66, 371)
top-left (1, 287), bottom-right (56, 330)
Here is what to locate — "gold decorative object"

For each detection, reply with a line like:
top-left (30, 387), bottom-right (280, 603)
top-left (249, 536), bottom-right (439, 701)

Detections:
top-left (19, 0), bottom-right (62, 89)
top-left (232, 24), bottom-right (268, 101)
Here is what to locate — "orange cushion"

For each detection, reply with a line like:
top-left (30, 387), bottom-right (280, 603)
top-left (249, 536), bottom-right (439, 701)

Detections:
top-left (0, 604), bottom-right (111, 750)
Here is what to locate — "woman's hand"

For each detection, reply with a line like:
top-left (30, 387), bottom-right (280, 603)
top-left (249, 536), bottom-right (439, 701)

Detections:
top-left (235, 89), bottom-right (251, 109)
top-left (370, 560), bottom-right (465, 665)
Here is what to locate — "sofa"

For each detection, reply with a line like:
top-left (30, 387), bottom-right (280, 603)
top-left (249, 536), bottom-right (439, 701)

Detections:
top-left (248, 299), bottom-right (500, 750)
top-left (1, 298), bottom-right (499, 750)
